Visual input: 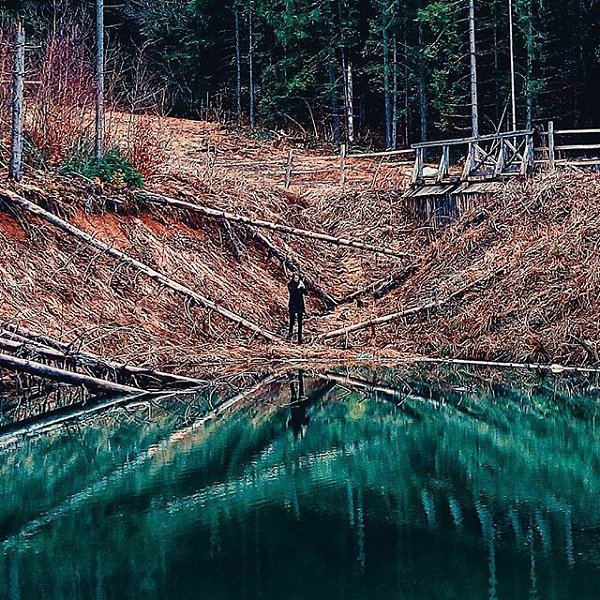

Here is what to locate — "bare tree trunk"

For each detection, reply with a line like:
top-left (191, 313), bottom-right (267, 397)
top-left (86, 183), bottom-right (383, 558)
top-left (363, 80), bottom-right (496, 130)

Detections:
top-left (381, 0), bottom-right (392, 148)
top-left (95, 0), bottom-right (105, 162)
top-left (329, 52), bottom-right (340, 142)
top-left (248, 4), bottom-right (256, 128)
top-left (9, 20), bottom-right (25, 182)
top-left (392, 32), bottom-right (398, 150)
top-left (345, 60), bottom-right (355, 143)
top-left (468, 0), bottom-right (479, 138)
top-left (235, 7), bottom-right (242, 124)
top-left (418, 20), bottom-right (427, 142)
top-left (0, 352), bottom-right (143, 395)
top-left (403, 19), bottom-right (410, 147)
top-left (525, 0), bottom-right (533, 131)
top-left (508, 0), bottom-right (517, 131)
top-left (140, 191), bottom-right (414, 259)
top-left (0, 188), bottom-right (280, 343)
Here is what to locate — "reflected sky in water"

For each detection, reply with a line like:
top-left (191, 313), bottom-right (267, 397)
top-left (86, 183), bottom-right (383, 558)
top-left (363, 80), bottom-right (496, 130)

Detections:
top-left (0, 366), bottom-right (599, 599)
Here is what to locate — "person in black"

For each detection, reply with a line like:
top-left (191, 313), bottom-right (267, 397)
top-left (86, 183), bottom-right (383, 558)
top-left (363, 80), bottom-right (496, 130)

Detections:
top-left (287, 272), bottom-right (307, 343)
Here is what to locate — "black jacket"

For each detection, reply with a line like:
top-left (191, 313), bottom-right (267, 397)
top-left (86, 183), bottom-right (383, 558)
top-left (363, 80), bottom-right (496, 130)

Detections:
top-left (288, 279), bottom-right (307, 312)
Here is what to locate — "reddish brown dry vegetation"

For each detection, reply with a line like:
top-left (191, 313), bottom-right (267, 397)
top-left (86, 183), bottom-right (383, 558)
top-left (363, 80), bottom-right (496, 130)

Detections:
top-left (1, 116), bottom-right (598, 373)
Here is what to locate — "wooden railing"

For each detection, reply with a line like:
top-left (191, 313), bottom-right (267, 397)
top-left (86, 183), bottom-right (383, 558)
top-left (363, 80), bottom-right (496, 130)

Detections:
top-left (539, 122), bottom-right (600, 170)
top-left (411, 122), bottom-right (600, 185)
top-left (411, 130), bottom-right (535, 184)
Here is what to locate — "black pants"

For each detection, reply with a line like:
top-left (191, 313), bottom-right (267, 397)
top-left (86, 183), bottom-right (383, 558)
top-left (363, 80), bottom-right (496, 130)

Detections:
top-left (288, 309), bottom-right (304, 343)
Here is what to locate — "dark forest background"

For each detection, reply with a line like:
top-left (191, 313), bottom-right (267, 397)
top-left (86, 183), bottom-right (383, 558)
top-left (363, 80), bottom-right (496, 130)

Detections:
top-left (3, 0), bottom-right (600, 148)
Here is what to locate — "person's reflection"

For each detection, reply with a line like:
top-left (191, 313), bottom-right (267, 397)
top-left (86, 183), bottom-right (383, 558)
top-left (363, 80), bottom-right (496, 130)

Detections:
top-left (288, 370), bottom-right (309, 439)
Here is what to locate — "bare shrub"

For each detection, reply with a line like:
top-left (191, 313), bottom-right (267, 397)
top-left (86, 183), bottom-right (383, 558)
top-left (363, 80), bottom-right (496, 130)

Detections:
top-left (27, 9), bottom-right (95, 166)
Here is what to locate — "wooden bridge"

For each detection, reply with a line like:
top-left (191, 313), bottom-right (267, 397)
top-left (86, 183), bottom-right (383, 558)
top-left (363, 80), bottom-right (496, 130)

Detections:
top-left (410, 121), bottom-right (600, 187)
top-left (406, 121), bottom-right (600, 226)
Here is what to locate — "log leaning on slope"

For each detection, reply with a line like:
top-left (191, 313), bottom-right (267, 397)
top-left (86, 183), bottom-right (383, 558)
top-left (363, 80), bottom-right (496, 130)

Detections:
top-left (0, 352), bottom-right (143, 394)
top-left (0, 188), bottom-right (280, 343)
top-left (320, 273), bottom-right (494, 341)
top-left (139, 191), bottom-right (414, 260)
top-left (246, 226), bottom-right (338, 310)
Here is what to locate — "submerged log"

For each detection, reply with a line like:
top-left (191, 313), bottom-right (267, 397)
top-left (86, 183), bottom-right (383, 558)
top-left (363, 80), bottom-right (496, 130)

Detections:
top-left (140, 191), bottom-right (414, 259)
top-left (318, 371), bottom-right (405, 400)
top-left (0, 188), bottom-right (280, 343)
top-left (0, 352), bottom-right (143, 394)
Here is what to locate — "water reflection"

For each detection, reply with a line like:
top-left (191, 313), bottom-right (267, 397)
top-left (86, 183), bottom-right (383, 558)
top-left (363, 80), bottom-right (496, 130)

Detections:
top-left (0, 366), bottom-right (599, 599)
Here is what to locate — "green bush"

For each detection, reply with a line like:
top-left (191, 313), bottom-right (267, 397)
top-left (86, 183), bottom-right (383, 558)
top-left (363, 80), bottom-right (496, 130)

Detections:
top-left (63, 148), bottom-right (143, 188)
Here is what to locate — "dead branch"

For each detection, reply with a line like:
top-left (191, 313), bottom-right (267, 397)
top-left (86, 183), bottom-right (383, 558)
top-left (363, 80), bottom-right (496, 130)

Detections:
top-left (321, 273), bottom-right (496, 341)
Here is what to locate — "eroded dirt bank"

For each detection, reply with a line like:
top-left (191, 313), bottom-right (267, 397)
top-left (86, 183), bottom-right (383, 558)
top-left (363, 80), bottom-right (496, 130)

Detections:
top-left (1, 118), bottom-right (599, 376)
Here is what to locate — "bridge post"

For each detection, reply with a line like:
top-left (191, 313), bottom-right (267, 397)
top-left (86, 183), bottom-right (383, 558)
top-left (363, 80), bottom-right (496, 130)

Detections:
top-left (412, 147), bottom-right (424, 184)
top-left (461, 143), bottom-right (473, 180)
top-left (436, 145), bottom-right (449, 183)
top-left (547, 120), bottom-right (555, 171)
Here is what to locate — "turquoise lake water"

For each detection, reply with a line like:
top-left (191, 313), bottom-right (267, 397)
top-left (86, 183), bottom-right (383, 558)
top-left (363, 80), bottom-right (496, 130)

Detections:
top-left (0, 366), bottom-right (599, 599)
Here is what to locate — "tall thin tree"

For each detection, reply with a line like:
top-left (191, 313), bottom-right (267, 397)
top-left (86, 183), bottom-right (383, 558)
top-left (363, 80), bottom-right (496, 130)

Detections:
top-left (95, 0), bottom-right (104, 162)
top-left (248, 2), bottom-right (255, 128)
top-left (234, 6), bottom-right (242, 124)
top-left (9, 18), bottom-right (25, 181)
top-left (468, 0), bottom-right (479, 137)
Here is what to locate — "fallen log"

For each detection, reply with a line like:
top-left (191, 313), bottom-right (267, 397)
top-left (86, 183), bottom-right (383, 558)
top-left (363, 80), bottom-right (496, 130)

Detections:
top-left (246, 226), bottom-right (338, 310)
top-left (139, 191), bottom-right (414, 259)
top-left (320, 273), bottom-right (494, 341)
top-left (0, 189), bottom-right (280, 344)
top-left (0, 352), bottom-right (143, 394)
top-left (340, 264), bottom-right (418, 304)
top-left (0, 330), bottom-right (207, 389)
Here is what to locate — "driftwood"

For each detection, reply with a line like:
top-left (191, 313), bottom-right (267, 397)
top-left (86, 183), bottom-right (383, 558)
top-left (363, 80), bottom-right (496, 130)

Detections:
top-left (0, 323), bottom-right (206, 385)
top-left (0, 188), bottom-right (280, 343)
top-left (0, 352), bottom-right (143, 394)
top-left (140, 191), bottom-right (414, 259)
top-left (321, 273), bottom-right (494, 341)
top-left (417, 357), bottom-right (600, 374)
top-left (246, 226), bottom-right (338, 310)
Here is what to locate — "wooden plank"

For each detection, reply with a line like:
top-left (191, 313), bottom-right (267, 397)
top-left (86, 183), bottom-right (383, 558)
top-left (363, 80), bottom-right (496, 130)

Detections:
top-left (436, 145), bottom-right (449, 183)
top-left (555, 144), bottom-right (600, 151)
top-left (347, 148), bottom-right (414, 159)
top-left (555, 128), bottom-right (600, 135)
top-left (412, 129), bottom-right (532, 149)
top-left (461, 143), bottom-right (473, 180)
top-left (556, 159), bottom-right (600, 166)
top-left (412, 147), bottom-right (424, 184)
top-left (494, 139), bottom-right (505, 175)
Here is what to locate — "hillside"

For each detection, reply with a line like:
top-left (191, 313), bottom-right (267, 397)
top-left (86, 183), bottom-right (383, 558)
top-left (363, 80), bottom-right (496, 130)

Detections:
top-left (1, 117), bottom-right (599, 373)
